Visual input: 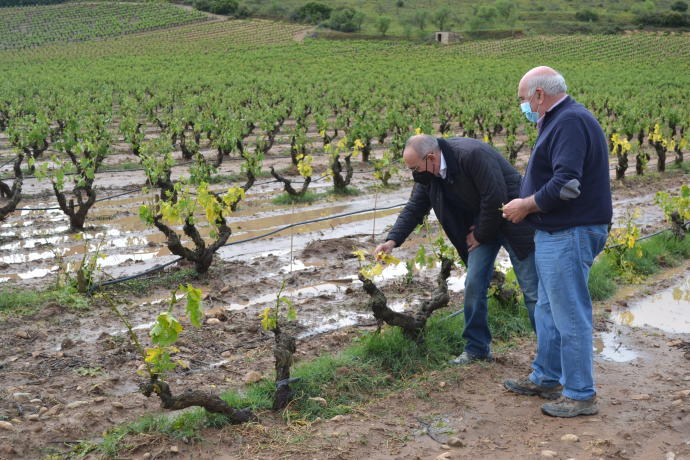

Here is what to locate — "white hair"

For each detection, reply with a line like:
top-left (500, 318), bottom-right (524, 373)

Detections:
top-left (526, 72), bottom-right (568, 97)
top-left (405, 134), bottom-right (440, 158)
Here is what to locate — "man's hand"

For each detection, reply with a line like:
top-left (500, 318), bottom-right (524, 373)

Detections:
top-left (466, 225), bottom-right (480, 252)
top-left (374, 240), bottom-right (396, 260)
top-left (502, 196), bottom-right (539, 223)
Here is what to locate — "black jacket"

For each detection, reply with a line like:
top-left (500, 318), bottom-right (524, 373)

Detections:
top-left (386, 137), bottom-right (535, 264)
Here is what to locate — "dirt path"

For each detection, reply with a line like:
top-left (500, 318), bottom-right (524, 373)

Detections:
top-left (294, 27), bottom-right (317, 42)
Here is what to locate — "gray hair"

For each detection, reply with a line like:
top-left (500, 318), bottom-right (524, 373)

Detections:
top-left (405, 134), bottom-right (440, 158)
top-left (526, 72), bottom-right (567, 97)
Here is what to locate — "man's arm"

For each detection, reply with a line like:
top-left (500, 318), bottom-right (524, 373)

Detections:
top-left (465, 148), bottom-right (508, 244)
top-left (534, 118), bottom-right (587, 213)
top-left (378, 183), bottom-right (432, 254)
top-left (503, 117), bottom-right (587, 223)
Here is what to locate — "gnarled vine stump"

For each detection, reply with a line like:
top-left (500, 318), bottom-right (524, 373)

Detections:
top-left (359, 257), bottom-right (453, 340)
top-left (141, 377), bottom-right (256, 424)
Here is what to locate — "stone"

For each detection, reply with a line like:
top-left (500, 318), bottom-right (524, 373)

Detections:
top-left (15, 330), bottom-right (29, 339)
top-left (170, 445), bottom-right (179, 454)
top-left (205, 307), bottom-right (227, 321)
top-left (439, 381), bottom-right (447, 388)
top-left (66, 400), bottom-right (88, 410)
top-left (12, 392), bottom-right (32, 402)
top-left (38, 407), bottom-right (48, 416)
top-left (142, 453), bottom-right (152, 459)
top-left (1, 444), bottom-right (17, 455)
top-left (436, 453), bottom-right (454, 460)
top-left (329, 414), bottom-right (349, 422)
top-left (27, 414), bottom-right (39, 421)
top-left (61, 338), bottom-right (75, 349)
top-left (111, 402), bottom-right (124, 409)
top-left (541, 450), bottom-right (558, 458)
top-left (243, 371), bottom-right (262, 384)
top-left (676, 390), bottom-right (690, 399)
top-left (666, 453), bottom-right (676, 460)
top-left (206, 318), bottom-right (221, 326)
top-left (45, 404), bottom-right (63, 416)
top-left (671, 399), bottom-right (683, 406)
top-left (308, 397), bottom-right (327, 407)
top-left (447, 437), bottom-right (465, 448)
top-left (29, 399), bottom-right (42, 404)
top-left (561, 434), bottom-right (579, 442)
top-left (631, 394), bottom-right (650, 400)
top-left (0, 421), bottom-right (13, 431)
top-left (219, 285), bottom-right (231, 294)
top-left (94, 397), bottom-right (106, 403)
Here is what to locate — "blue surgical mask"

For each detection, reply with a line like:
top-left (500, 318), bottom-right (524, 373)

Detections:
top-left (521, 101), bottom-right (539, 123)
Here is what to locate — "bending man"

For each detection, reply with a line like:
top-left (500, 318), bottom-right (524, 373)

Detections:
top-left (375, 134), bottom-right (538, 364)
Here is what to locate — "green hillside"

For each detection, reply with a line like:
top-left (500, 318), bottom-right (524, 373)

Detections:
top-left (0, 2), bottom-right (209, 49)
top-left (242, 0), bottom-right (689, 36)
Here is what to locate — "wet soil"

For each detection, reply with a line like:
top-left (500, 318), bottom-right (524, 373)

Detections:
top-left (0, 128), bottom-right (688, 458)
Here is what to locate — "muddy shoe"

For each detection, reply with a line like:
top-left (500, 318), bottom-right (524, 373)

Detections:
top-left (541, 396), bottom-right (598, 417)
top-left (449, 351), bottom-right (493, 365)
top-left (503, 377), bottom-right (562, 400)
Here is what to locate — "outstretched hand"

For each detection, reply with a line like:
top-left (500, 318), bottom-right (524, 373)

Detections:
top-left (373, 240), bottom-right (396, 260)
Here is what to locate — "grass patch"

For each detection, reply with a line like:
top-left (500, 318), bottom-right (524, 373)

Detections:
top-left (588, 232), bottom-right (690, 301)
top-left (272, 190), bottom-right (325, 205)
top-left (330, 186), bottom-right (361, 197)
top-left (0, 284), bottom-right (90, 320)
top-left (209, 168), bottom-right (274, 184)
top-left (668, 160), bottom-right (690, 174)
top-left (103, 268), bottom-right (199, 294)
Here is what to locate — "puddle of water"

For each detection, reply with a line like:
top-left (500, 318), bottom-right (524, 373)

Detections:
top-left (297, 310), bottom-right (372, 339)
top-left (614, 277), bottom-right (690, 333)
top-left (594, 331), bottom-right (638, 362)
top-left (227, 282), bottom-right (348, 311)
top-left (17, 266), bottom-right (58, 280)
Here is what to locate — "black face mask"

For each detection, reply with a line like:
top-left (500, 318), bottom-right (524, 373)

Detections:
top-left (412, 170), bottom-right (435, 185)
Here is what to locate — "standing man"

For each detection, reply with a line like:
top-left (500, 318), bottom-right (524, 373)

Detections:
top-left (375, 134), bottom-right (539, 364)
top-left (502, 67), bottom-right (612, 417)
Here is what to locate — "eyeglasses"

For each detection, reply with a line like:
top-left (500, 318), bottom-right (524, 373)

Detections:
top-left (409, 154), bottom-right (431, 172)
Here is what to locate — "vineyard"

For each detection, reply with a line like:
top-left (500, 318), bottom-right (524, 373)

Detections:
top-left (0, 2), bottom-right (213, 50)
top-left (0, 18), bottom-right (689, 460)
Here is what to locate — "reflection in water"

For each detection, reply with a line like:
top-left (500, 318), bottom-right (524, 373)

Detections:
top-left (594, 331), bottom-right (638, 362)
top-left (614, 277), bottom-right (690, 334)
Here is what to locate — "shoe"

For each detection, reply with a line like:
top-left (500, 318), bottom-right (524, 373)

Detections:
top-left (449, 351), bottom-right (493, 365)
top-left (541, 395), bottom-right (599, 417)
top-left (503, 377), bottom-right (562, 400)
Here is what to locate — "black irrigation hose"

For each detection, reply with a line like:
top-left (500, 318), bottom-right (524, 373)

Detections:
top-left (14, 187), bottom-right (144, 211)
top-left (0, 161), bottom-right (194, 181)
top-left (220, 201), bottom-right (405, 248)
top-left (11, 167), bottom-right (380, 211)
top-left (89, 202), bottom-right (406, 292)
top-left (89, 256), bottom-right (183, 292)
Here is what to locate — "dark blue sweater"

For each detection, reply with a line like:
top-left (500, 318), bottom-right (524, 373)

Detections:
top-left (520, 96), bottom-right (613, 232)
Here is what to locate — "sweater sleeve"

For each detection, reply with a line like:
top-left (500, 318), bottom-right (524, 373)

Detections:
top-left (534, 117), bottom-right (587, 213)
top-left (386, 183), bottom-right (432, 246)
top-left (465, 148), bottom-right (507, 244)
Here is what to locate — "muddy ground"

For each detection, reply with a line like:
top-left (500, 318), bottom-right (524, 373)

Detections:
top-left (0, 127), bottom-right (689, 458)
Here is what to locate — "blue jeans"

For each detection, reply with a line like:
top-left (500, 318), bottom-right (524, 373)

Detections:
top-left (528, 224), bottom-right (608, 400)
top-left (462, 233), bottom-right (538, 357)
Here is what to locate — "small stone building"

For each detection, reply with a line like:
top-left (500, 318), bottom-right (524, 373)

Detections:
top-left (434, 31), bottom-right (461, 44)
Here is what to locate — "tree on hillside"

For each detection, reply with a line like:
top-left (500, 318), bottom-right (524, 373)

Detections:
top-left (433, 7), bottom-right (451, 30)
top-left (329, 7), bottom-right (365, 32)
top-left (410, 10), bottom-right (429, 30)
top-left (671, 0), bottom-right (688, 12)
top-left (377, 16), bottom-right (392, 36)
top-left (291, 2), bottom-right (332, 24)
